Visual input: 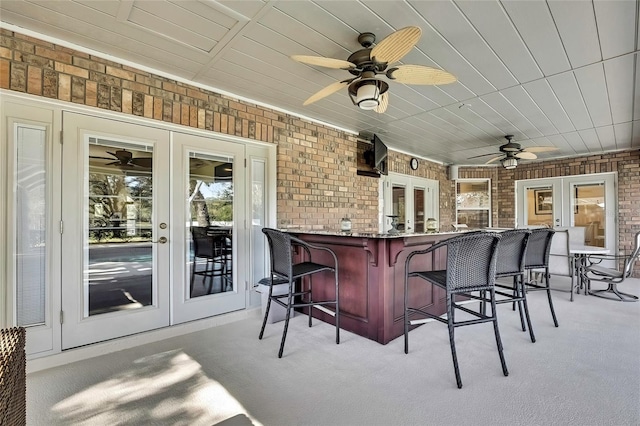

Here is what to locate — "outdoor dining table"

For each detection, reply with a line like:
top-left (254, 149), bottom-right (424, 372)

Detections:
top-left (570, 244), bottom-right (610, 297)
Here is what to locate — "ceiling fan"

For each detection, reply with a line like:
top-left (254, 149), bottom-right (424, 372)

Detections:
top-left (291, 26), bottom-right (456, 113)
top-left (89, 149), bottom-right (152, 168)
top-left (468, 135), bottom-right (558, 169)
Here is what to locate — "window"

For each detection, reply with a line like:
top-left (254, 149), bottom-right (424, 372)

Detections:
top-left (456, 180), bottom-right (491, 229)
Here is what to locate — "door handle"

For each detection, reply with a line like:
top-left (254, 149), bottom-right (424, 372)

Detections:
top-left (152, 236), bottom-right (168, 244)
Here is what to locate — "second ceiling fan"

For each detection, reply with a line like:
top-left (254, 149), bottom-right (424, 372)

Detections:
top-left (291, 26), bottom-right (456, 113)
top-left (468, 135), bottom-right (558, 169)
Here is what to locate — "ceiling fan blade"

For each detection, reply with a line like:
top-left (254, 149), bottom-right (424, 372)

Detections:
top-left (387, 64), bottom-right (457, 85)
top-left (370, 26), bottom-right (422, 64)
top-left (515, 151), bottom-right (537, 160)
top-left (290, 55), bottom-right (355, 70)
top-left (523, 146), bottom-right (558, 153)
top-left (131, 157), bottom-right (153, 168)
top-left (303, 80), bottom-right (350, 106)
top-left (374, 92), bottom-right (389, 113)
top-left (89, 156), bottom-right (118, 160)
top-left (108, 150), bottom-right (133, 162)
top-left (468, 152), bottom-right (503, 159)
top-left (485, 155), bottom-right (504, 164)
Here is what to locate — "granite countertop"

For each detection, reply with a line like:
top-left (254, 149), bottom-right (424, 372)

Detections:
top-left (284, 229), bottom-right (464, 238)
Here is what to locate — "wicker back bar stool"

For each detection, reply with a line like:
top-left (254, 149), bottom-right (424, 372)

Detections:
top-left (260, 228), bottom-right (339, 358)
top-left (404, 232), bottom-right (507, 389)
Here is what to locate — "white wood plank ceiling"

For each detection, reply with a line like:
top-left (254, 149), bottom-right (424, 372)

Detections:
top-left (1, 0), bottom-right (638, 166)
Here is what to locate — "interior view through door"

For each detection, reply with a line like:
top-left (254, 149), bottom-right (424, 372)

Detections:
top-left (61, 113), bottom-right (171, 349)
top-left (171, 132), bottom-right (247, 324)
top-left (384, 173), bottom-right (439, 234)
top-left (516, 173), bottom-right (616, 254)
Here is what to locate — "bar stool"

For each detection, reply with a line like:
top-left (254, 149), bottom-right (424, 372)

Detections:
top-left (260, 228), bottom-right (339, 358)
top-left (404, 232), bottom-right (507, 388)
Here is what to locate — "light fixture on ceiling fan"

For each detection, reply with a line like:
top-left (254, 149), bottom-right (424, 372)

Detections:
top-left (291, 26), bottom-right (456, 113)
top-left (502, 156), bottom-right (518, 169)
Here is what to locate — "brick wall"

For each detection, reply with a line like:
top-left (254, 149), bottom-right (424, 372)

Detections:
top-left (2, 28), bottom-right (638, 260)
top-left (459, 150), bottom-right (640, 277)
top-left (0, 29), bottom-right (383, 232)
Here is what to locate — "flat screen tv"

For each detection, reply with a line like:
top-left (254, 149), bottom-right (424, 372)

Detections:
top-left (372, 134), bottom-right (388, 175)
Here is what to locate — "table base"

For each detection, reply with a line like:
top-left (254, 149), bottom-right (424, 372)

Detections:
top-left (589, 284), bottom-right (638, 302)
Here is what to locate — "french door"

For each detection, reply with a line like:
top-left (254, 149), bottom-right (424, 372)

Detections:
top-left (383, 173), bottom-right (439, 233)
top-left (61, 113), bottom-right (172, 349)
top-left (171, 132), bottom-right (246, 324)
top-left (516, 173), bottom-right (616, 253)
top-left (4, 96), bottom-right (274, 356)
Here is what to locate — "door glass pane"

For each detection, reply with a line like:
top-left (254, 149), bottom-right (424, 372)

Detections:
top-left (15, 125), bottom-right (47, 326)
top-left (392, 185), bottom-right (406, 232)
top-left (527, 187), bottom-right (553, 228)
top-left (414, 188), bottom-right (425, 233)
top-left (187, 152), bottom-right (233, 298)
top-left (251, 159), bottom-right (267, 286)
top-left (86, 139), bottom-right (154, 316)
top-left (574, 183), bottom-right (605, 247)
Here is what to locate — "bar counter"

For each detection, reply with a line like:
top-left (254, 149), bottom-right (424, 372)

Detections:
top-left (288, 230), bottom-right (461, 344)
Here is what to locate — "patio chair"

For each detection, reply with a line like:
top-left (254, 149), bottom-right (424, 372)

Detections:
top-left (404, 232), bottom-right (508, 389)
top-left (492, 229), bottom-right (536, 342)
top-left (260, 228), bottom-right (339, 358)
top-left (523, 228), bottom-right (560, 326)
top-left (190, 226), bottom-right (230, 294)
top-left (584, 230), bottom-right (640, 302)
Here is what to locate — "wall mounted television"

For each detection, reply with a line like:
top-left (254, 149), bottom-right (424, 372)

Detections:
top-left (372, 134), bottom-right (388, 175)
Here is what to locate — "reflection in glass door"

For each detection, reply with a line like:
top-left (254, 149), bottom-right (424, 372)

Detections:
top-left (573, 183), bottom-right (606, 247)
top-left (187, 153), bottom-right (234, 298)
top-left (392, 184), bottom-right (406, 232)
top-left (61, 113), bottom-right (170, 350)
top-left (517, 173), bottom-right (616, 255)
top-left (525, 186), bottom-right (555, 228)
top-left (172, 132), bottom-right (246, 325)
top-left (87, 142), bottom-right (155, 315)
top-left (413, 188), bottom-right (425, 233)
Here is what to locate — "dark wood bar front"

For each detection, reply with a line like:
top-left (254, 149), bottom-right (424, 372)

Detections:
top-left (289, 231), bottom-right (458, 344)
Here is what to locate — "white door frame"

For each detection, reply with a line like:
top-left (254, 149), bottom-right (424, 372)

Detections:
top-left (171, 131), bottom-right (247, 324)
top-left (516, 172), bottom-right (617, 252)
top-left (1, 92), bottom-right (277, 358)
top-left (382, 172), bottom-right (439, 233)
top-left (61, 112), bottom-right (171, 349)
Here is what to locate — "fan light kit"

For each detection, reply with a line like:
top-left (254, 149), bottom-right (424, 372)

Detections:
top-left (291, 27), bottom-right (456, 113)
top-left (468, 135), bottom-right (559, 169)
top-left (502, 157), bottom-right (518, 169)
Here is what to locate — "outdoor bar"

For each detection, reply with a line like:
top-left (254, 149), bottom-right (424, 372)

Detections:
top-left (288, 230), bottom-right (460, 344)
